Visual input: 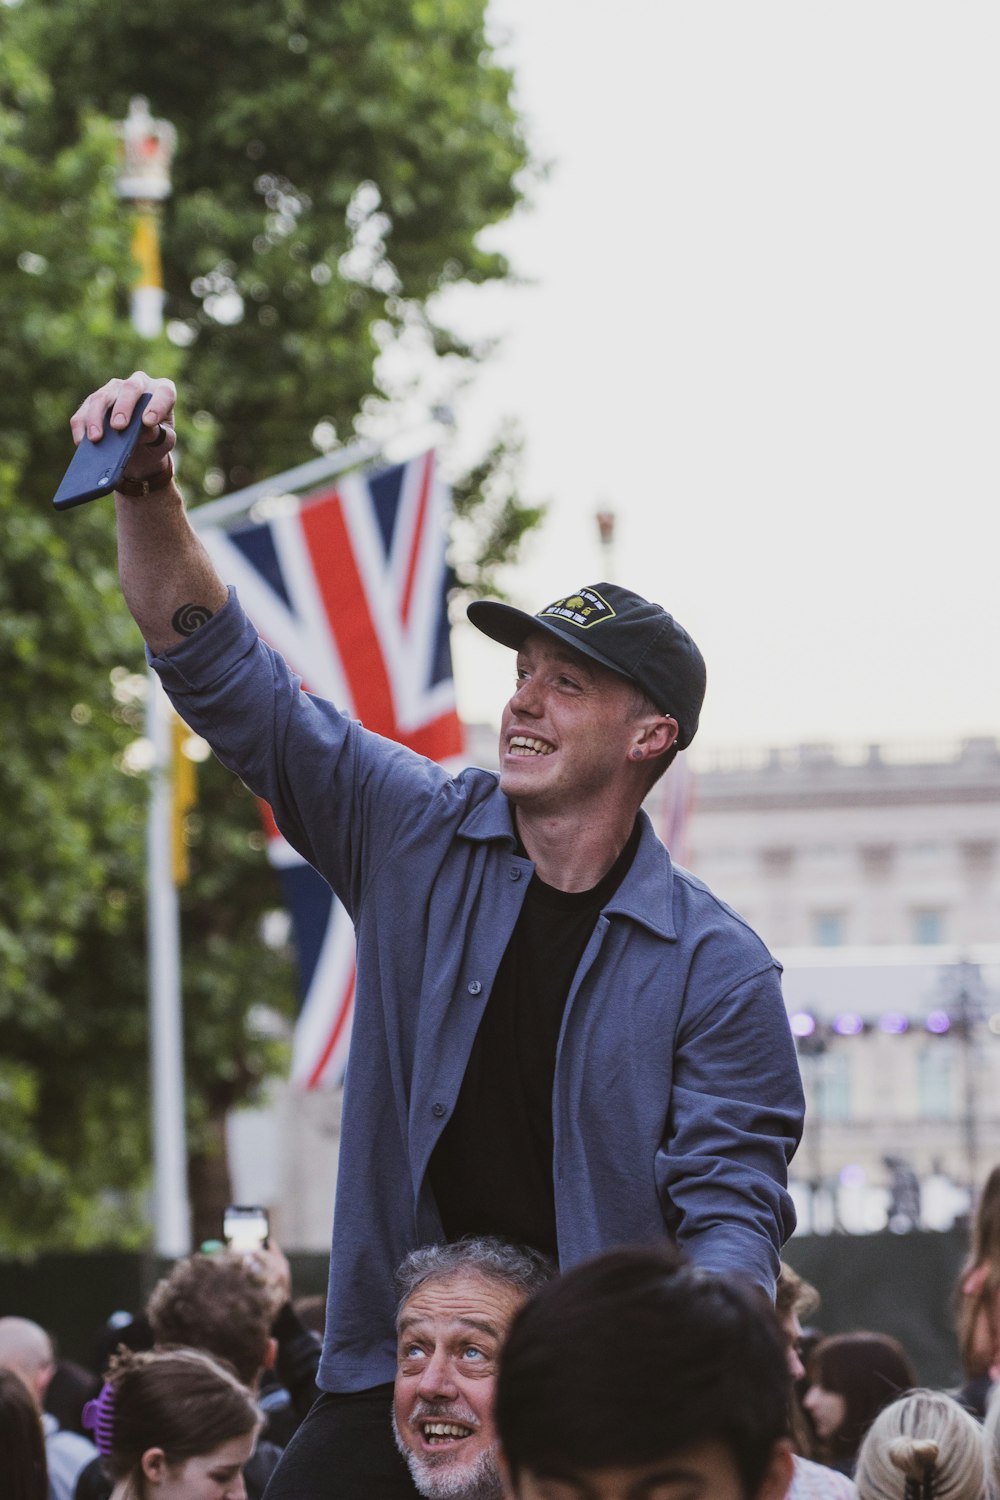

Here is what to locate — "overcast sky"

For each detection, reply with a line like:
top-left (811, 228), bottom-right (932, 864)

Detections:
top-left (433, 1), bottom-right (999, 759)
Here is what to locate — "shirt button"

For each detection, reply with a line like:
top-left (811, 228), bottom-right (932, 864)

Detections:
top-left (432, 1102), bottom-right (447, 1118)
top-left (509, 866), bottom-right (522, 881)
top-left (467, 980), bottom-right (483, 996)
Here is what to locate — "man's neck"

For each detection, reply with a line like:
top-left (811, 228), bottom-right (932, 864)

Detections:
top-left (514, 805), bottom-right (639, 891)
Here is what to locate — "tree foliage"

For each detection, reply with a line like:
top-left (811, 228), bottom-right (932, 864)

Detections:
top-left (0, 0), bottom-right (540, 1249)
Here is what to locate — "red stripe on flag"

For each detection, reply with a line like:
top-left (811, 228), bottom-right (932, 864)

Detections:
top-left (406, 708), bottom-right (465, 764)
top-left (307, 968), bottom-right (356, 1089)
top-left (401, 452), bottom-right (434, 628)
top-left (300, 497), bottom-right (400, 739)
top-left (258, 798), bottom-right (282, 842)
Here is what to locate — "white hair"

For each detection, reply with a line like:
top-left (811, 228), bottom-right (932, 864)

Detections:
top-left (855, 1389), bottom-right (987, 1500)
top-left (983, 1381), bottom-right (1000, 1500)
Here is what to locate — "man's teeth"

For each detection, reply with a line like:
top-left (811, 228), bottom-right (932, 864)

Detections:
top-left (509, 736), bottom-right (554, 757)
top-left (422, 1422), bottom-right (473, 1442)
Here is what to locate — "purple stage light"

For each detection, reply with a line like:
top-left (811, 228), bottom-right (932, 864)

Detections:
top-left (878, 1012), bottom-right (909, 1034)
top-left (790, 1011), bottom-right (817, 1038)
top-left (832, 1012), bottom-right (864, 1036)
top-left (925, 1010), bottom-right (951, 1035)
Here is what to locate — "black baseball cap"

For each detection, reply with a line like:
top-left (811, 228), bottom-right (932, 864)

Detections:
top-left (467, 583), bottom-right (707, 750)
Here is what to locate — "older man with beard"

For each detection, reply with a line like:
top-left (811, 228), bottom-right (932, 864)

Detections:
top-left (392, 1240), bottom-right (552, 1500)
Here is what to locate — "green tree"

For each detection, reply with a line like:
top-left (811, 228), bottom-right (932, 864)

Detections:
top-left (0, 41), bottom-right (161, 1249)
top-left (1, 0), bottom-right (541, 1248)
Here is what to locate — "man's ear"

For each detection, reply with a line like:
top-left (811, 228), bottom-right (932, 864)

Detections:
top-left (756, 1438), bottom-right (794, 1500)
top-left (630, 715), bottom-right (679, 763)
top-left (141, 1447), bottom-right (169, 1485)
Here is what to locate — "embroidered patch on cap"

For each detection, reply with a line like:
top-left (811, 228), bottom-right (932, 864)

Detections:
top-left (538, 588), bottom-right (616, 629)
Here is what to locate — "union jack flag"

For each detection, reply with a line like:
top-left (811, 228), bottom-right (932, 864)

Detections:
top-left (200, 451), bottom-right (464, 1088)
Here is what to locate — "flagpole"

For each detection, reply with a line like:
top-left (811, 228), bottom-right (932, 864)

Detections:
top-left (146, 676), bottom-right (192, 1255)
top-left (187, 436), bottom-right (383, 532)
top-left (185, 415), bottom-right (457, 532)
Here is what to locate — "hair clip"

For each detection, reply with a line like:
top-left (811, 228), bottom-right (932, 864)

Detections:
top-left (82, 1380), bottom-right (116, 1457)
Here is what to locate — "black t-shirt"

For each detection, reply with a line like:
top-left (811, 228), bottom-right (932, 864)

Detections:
top-left (428, 821), bottom-right (641, 1259)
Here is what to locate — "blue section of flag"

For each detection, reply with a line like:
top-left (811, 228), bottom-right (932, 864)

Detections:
top-left (368, 462), bottom-right (406, 558)
top-left (229, 522), bottom-right (291, 609)
top-left (278, 863), bottom-right (334, 999)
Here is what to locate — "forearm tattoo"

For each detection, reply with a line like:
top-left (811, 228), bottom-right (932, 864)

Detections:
top-left (171, 603), bottom-right (214, 636)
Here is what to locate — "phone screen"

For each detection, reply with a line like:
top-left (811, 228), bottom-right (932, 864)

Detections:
top-left (223, 1205), bottom-right (270, 1251)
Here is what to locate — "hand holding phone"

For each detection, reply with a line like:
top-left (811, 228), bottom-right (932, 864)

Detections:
top-left (223, 1204), bottom-right (270, 1252)
top-left (53, 392), bottom-right (154, 510)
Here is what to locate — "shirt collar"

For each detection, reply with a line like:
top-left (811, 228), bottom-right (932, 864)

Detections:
top-left (458, 784), bottom-right (677, 941)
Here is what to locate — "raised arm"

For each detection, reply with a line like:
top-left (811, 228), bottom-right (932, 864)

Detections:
top-left (71, 371), bottom-right (228, 654)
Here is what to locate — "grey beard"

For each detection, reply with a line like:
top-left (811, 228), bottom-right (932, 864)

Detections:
top-left (391, 1409), bottom-right (504, 1500)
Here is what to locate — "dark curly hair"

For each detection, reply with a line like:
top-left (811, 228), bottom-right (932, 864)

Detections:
top-left (146, 1250), bottom-right (274, 1387)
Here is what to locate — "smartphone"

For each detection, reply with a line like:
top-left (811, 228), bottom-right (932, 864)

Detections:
top-left (223, 1204), bottom-right (270, 1252)
top-left (52, 392), bottom-right (153, 511)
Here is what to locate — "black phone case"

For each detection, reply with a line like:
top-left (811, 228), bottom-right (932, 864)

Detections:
top-left (53, 392), bottom-right (153, 510)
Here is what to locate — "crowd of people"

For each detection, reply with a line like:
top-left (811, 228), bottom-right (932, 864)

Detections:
top-left (5, 374), bottom-right (994, 1497)
top-left (2, 1192), bottom-right (1000, 1499)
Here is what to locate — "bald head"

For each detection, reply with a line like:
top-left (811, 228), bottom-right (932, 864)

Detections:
top-left (0, 1317), bottom-right (55, 1400)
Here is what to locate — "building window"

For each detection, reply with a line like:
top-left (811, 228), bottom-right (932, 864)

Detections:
top-left (913, 910), bottom-right (944, 945)
top-left (918, 1046), bottom-right (954, 1119)
top-left (815, 1052), bottom-right (851, 1122)
top-left (860, 844), bottom-right (893, 878)
top-left (813, 911), bottom-right (845, 946)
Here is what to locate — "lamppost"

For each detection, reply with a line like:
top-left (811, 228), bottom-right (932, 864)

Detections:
top-left (115, 96), bottom-right (176, 337)
top-left (115, 97), bottom-right (189, 1255)
top-left (595, 506), bottom-right (617, 576)
top-left (948, 960), bottom-right (986, 1193)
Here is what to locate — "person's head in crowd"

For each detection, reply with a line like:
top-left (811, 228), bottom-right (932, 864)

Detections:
top-left (0, 1367), bottom-right (49, 1500)
top-left (392, 1237), bottom-right (553, 1500)
top-left (854, 1389), bottom-right (988, 1500)
top-left (803, 1331), bottom-right (917, 1476)
top-left (45, 1356), bottom-right (101, 1437)
top-left (0, 1316), bottom-right (56, 1406)
top-left (968, 1163), bottom-right (1000, 1266)
top-left (494, 1245), bottom-right (795, 1500)
top-left (774, 1263), bottom-right (820, 1384)
top-left (983, 1380), bottom-right (1000, 1500)
top-left (92, 1312), bottom-right (155, 1378)
top-left (954, 1163), bottom-right (1000, 1395)
top-left (775, 1263), bottom-right (822, 1460)
top-left (291, 1294), bottom-right (326, 1339)
top-left (88, 1346), bottom-right (260, 1500)
top-left (146, 1248), bottom-right (280, 1391)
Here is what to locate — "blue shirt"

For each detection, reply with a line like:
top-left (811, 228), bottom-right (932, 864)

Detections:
top-left (152, 589), bottom-right (804, 1392)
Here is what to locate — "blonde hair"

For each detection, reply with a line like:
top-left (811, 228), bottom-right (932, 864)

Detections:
top-left (983, 1382), bottom-right (1000, 1500)
top-left (855, 1389), bottom-right (987, 1500)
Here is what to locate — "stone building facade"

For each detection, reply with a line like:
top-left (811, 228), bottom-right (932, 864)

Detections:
top-left (665, 736), bottom-right (1000, 1231)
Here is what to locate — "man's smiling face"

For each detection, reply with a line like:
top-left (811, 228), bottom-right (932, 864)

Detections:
top-left (393, 1270), bottom-right (524, 1499)
top-left (498, 631), bottom-right (646, 816)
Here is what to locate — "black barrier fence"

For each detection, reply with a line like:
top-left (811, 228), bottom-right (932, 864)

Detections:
top-left (784, 1228), bottom-right (967, 1388)
top-left (0, 1251), bottom-right (331, 1371)
top-left (0, 1232), bottom-right (968, 1387)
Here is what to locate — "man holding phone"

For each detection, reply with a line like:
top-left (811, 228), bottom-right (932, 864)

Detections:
top-left (70, 371), bottom-right (804, 1499)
